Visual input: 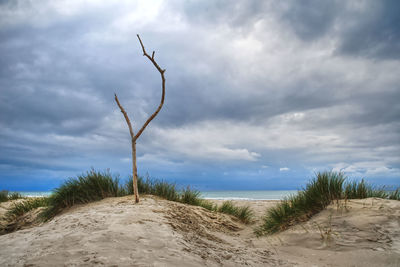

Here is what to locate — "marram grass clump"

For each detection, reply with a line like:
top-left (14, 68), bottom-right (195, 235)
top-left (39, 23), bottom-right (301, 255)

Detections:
top-left (0, 190), bottom-right (23, 203)
top-left (124, 176), bottom-right (180, 201)
top-left (256, 171), bottom-right (400, 236)
top-left (389, 188), bottom-right (400, 200)
top-left (6, 197), bottom-right (49, 219)
top-left (128, 177), bottom-right (252, 223)
top-left (218, 201), bottom-right (255, 224)
top-left (39, 170), bottom-right (254, 224)
top-left (41, 169), bottom-right (123, 220)
top-left (0, 190), bottom-right (9, 202)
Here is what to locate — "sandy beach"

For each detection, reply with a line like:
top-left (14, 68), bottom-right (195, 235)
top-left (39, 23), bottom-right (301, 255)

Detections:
top-left (1, 196), bottom-right (399, 266)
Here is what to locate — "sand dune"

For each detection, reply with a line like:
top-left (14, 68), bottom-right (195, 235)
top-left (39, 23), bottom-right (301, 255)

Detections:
top-left (0, 196), bottom-right (399, 266)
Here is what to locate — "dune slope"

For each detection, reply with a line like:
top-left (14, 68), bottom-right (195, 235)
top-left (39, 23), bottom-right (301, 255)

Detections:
top-left (0, 196), bottom-right (399, 266)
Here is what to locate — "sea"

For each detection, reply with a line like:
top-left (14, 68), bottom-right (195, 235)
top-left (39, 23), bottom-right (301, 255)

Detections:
top-left (200, 190), bottom-right (297, 200)
top-left (15, 190), bottom-right (298, 200)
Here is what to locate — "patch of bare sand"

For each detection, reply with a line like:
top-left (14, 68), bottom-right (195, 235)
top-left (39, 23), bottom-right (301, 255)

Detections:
top-left (164, 201), bottom-right (287, 266)
top-left (0, 196), bottom-right (288, 266)
top-left (0, 197), bottom-right (399, 266)
top-left (244, 198), bottom-right (400, 267)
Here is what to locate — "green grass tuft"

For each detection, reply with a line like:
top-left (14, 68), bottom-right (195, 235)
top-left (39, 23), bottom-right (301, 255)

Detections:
top-left (0, 190), bottom-right (23, 202)
top-left (198, 199), bottom-right (218, 211)
top-left (218, 201), bottom-right (254, 224)
top-left (39, 170), bottom-right (253, 224)
top-left (236, 206), bottom-right (255, 224)
top-left (0, 190), bottom-right (8, 202)
top-left (256, 171), bottom-right (400, 236)
top-left (257, 171), bottom-right (346, 235)
top-left (124, 176), bottom-right (181, 201)
top-left (389, 188), bottom-right (400, 200)
top-left (6, 197), bottom-right (50, 219)
top-left (41, 169), bottom-right (123, 220)
top-left (218, 201), bottom-right (237, 214)
top-left (153, 181), bottom-right (179, 201)
top-left (180, 186), bottom-right (202, 205)
top-left (8, 192), bottom-right (23, 200)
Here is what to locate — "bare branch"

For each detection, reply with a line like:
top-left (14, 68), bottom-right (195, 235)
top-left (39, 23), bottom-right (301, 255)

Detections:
top-left (136, 34), bottom-right (166, 76)
top-left (134, 34), bottom-right (166, 141)
top-left (114, 93), bottom-right (135, 140)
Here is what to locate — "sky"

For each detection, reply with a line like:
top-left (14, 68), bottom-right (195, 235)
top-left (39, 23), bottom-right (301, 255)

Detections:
top-left (1, 0), bottom-right (399, 191)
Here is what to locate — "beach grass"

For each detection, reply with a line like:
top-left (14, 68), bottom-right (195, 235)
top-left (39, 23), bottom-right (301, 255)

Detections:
top-left (124, 177), bottom-right (180, 201)
top-left (256, 171), bottom-right (400, 236)
top-left (218, 201), bottom-right (255, 224)
top-left (197, 199), bottom-right (218, 212)
top-left (6, 197), bottom-right (50, 218)
top-left (0, 190), bottom-right (23, 203)
top-left (41, 169), bottom-right (123, 220)
top-left (132, 177), bottom-right (252, 222)
top-left (38, 170), bottom-right (253, 224)
top-left (180, 186), bottom-right (202, 205)
top-left (388, 188), bottom-right (400, 200)
top-left (0, 190), bottom-right (8, 202)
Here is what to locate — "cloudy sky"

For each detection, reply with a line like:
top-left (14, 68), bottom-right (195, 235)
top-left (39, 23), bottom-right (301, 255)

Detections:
top-left (1, 0), bottom-right (399, 191)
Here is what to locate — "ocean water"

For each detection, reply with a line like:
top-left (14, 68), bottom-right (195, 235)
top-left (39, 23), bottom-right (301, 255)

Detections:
top-left (14, 190), bottom-right (298, 200)
top-left (200, 190), bottom-right (298, 200)
top-left (16, 191), bottom-right (52, 197)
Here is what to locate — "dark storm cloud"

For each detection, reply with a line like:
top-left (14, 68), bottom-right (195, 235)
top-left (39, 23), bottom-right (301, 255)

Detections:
top-left (0, 6), bottom-right (151, 136)
top-left (174, 0), bottom-right (340, 39)
top-left (0, 0), bottom-right (399, 190)
top-left (177, 0), bottom-right (400, 59)
top-left (175, 0), bottom-right (267, 29)
top-left (337, 0), bottom-right (400, 59)
top-left (277, 0), bottom-right (340, 40)
top-left (157, 0), bottom-right (399, 128)
top-left (275, 0), bottom-right (400, 59)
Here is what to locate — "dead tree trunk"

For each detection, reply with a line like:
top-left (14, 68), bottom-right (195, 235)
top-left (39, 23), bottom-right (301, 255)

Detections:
top-left (114, 34), bottom-right (166, 203)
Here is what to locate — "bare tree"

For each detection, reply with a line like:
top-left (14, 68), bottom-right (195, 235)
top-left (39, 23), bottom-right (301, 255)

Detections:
top-left (114, 34), bottom-right (166, 203)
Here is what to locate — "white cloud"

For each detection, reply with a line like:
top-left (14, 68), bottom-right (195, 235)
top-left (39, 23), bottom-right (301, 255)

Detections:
top-left (280, 167), bottom-right (290, 172)
top-left (331, 162), bottom-right (400, 178)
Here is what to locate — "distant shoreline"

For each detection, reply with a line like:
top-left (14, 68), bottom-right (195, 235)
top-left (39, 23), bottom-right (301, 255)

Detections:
top-left (13, 190), bottom-right (298, 200)
top-left (200, 190), bottom-right (297, 200)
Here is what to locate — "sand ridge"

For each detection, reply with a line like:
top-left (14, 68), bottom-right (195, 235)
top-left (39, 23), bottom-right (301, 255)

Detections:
top-left (0, 196), bottom-right (399, 266)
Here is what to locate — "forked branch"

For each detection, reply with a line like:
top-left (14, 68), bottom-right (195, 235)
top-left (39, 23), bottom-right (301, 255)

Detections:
top-left (114, 34), bottom-right (166, 142)
top-left (134, 34), bottom-right (166, 141)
